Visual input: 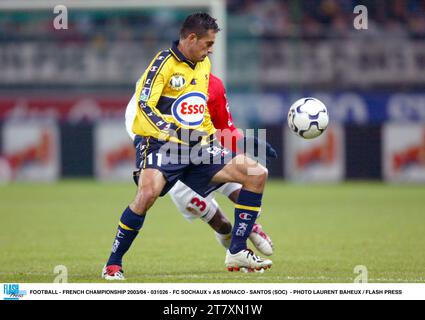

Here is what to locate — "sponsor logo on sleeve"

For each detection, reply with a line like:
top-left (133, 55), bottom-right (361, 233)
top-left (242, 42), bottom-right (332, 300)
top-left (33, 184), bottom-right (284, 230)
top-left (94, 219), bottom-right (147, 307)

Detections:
top-left (140, 87), bottom-right (150, 102)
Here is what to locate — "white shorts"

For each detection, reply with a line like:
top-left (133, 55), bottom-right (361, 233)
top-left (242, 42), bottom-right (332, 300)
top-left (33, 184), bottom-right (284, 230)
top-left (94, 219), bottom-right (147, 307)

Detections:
top-left (168, 181), bottom-right (241, 223)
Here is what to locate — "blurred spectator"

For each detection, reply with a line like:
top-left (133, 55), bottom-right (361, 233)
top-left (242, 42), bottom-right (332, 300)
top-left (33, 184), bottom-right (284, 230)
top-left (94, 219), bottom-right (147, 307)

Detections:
top-left (227, 0), bottom-right (425, 38)
top-left (1, 1), bottom-right (424, 41)
top-left (0, 0), bottom-right (424, 91)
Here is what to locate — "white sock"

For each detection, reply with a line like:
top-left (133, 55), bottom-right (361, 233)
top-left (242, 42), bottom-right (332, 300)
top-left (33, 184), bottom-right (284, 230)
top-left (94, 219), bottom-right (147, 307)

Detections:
top-left (215, 232), bottom-right (231, 249)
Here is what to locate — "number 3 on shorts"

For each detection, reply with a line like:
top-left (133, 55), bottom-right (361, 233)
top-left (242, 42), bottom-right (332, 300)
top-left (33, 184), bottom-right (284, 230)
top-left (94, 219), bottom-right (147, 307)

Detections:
top-left (146, 153), bottom-right (162, 167)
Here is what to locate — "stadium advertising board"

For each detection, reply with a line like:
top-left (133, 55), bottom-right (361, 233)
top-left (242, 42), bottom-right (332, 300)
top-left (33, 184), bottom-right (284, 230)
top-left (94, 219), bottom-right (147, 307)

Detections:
top-left (1, 93), bottom-right (425, 125)
top-left (0, 96), bottom-right (128, 122)
top-left (94, 120), bottom-right (135, 181)
top-left (285, 125), bottom-right (345, 182)
top-left (1, 120), bottom-right (60, 182)
top-left (230, 92), bottom-right (425, 127)
top-left (383, 124), bottom-right (425, 183)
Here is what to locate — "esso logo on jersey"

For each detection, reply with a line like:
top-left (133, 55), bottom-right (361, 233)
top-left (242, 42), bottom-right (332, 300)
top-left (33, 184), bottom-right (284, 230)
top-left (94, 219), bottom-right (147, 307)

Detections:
top-left (171, 92), bottom-right (207, 127)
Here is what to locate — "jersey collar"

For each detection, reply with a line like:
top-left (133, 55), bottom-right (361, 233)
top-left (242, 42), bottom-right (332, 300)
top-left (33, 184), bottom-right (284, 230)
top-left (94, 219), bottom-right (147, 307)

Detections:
top-left (170, 40), bottom-right (196, 70)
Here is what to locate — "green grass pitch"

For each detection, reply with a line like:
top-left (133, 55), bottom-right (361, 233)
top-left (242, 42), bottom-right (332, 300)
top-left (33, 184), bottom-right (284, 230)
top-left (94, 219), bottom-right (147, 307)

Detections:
top-left (0, 180), bottom-right (424, 283)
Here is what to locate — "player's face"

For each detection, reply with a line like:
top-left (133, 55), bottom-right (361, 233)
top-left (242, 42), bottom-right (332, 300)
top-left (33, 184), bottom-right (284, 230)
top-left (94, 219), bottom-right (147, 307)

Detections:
top-left (191, 29), bottom-right (216, 62)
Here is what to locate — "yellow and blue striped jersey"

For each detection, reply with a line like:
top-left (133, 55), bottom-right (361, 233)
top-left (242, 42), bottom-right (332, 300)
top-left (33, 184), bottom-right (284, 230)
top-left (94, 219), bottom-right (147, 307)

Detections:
top-left (132, 41), bottom-right (216, 144)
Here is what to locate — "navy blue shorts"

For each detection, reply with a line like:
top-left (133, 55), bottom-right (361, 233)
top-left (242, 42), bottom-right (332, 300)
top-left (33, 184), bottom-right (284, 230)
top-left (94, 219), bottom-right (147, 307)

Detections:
top-left (134, 135), bottom-right (235, 198)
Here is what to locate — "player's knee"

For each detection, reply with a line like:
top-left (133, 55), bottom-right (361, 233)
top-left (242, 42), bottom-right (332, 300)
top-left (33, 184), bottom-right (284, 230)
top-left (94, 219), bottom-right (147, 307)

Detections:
top-left (132, 187), bottom-right (158, 214)
top-left (142, 187), bottom-right (158, 205)
top-left (246, 166), bottom-right (268, 190)
top-left (260, 167), bottom-right (269, 183)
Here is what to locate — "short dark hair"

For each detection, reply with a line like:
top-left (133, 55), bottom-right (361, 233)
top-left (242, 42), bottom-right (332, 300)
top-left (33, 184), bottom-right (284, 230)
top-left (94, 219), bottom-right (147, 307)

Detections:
top-left (180, 12), bottom-right (220, 39)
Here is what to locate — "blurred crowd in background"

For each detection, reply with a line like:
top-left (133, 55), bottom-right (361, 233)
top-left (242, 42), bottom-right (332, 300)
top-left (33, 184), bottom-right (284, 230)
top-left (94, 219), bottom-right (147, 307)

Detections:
top-left (1, 0), bottom-right (425, 42)
top-left (0, 0), bottom-right (424, 92)
top-left (228, 0), bottom-right (425, 37)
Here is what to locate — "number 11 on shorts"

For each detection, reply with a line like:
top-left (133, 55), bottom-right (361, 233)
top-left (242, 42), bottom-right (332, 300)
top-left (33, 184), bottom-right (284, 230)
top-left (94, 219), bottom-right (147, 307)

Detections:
top-left (146, 153), bottom-right (162, 167)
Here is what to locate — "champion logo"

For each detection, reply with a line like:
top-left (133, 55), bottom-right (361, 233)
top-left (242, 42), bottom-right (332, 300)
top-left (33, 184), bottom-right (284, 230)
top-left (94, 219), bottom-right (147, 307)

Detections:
top-left (239, 213), bottom-right (252, 221)
top-left (116, 229), bottom-right (125, 239)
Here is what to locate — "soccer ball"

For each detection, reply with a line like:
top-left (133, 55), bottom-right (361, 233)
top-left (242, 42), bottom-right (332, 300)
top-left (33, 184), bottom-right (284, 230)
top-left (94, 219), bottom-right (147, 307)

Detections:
top-left (287, 97), bottom-right (329, 139)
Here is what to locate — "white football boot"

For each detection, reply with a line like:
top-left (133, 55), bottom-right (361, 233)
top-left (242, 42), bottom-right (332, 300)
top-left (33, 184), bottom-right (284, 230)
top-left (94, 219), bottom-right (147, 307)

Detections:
top-left (249, 224), bottom-right (274, 256)
top-left (102, 265), bottom-right (126, 281)
top-left (225, 248), bottom-right (272, 272)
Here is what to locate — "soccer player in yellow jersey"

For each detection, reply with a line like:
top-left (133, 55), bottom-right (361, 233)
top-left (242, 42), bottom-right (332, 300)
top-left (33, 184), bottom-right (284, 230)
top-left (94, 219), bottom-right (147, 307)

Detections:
top-left (103, 13), bottom-right (272, 280)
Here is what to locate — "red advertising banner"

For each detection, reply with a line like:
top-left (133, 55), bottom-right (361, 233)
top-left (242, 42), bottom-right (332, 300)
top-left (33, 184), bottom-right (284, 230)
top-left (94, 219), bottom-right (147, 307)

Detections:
top-left (94, 121), bottom-right (135, 181)
top-left (1, 120), bottom-right (60, 182)
top-left (383, 124), bottom-right (425, 183)
top-left (284, 125), bottom-right (345, 182)
top-left (0, 95), bottom-right (130, 122)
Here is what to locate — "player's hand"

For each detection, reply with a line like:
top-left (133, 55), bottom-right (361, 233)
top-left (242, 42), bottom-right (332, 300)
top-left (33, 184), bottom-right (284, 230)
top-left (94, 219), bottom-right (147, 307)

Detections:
top-left (238, 136), bottom-right (278, 164)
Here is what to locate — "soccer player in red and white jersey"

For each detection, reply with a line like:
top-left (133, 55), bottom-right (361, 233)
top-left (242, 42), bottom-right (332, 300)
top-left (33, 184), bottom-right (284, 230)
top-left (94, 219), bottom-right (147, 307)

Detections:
top-left (125, 74), bottom-right (277, 258)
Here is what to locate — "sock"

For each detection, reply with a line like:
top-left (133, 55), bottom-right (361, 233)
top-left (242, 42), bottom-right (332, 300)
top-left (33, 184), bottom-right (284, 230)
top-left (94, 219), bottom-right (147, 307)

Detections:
top-left (229, 189), bottom-right (262, 254)
top-left (106, 206), bottom-right (145, 267)
top-left (215, 232), bottom-right (231, 249)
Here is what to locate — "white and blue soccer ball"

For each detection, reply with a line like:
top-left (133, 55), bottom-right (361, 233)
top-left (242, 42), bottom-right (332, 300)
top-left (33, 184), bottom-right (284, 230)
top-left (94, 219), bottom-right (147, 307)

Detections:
top-left (287, 97), bottom-right (329, 139)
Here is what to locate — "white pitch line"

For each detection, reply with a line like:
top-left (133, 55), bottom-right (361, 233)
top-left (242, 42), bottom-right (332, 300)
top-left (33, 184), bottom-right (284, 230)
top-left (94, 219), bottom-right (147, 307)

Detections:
top-left (1, 273), bottom-right (424, 283)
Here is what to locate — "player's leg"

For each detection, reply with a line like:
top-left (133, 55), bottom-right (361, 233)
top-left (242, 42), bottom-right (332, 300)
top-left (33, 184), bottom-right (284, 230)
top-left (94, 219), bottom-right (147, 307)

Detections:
top-left (177, 143), bottom-right (271, 271)
top-left (200, 202), bottom-right (273, 254)
top-left (216, 182), bottom-right (241, 203)
top-left (208, 208), bottom-right (232, 248)
top-left (221, 185), bottom-right (240, 203)
top-left (130, 168), bottom-right (166, 214)
top-left (169, 180), bottom-right (272, 252)
top-left (217, 183), bottom-right (273, 256)
top-left (103, 168), bottom-right (166, 280)
top-left (168, 181), bottom-right (232, 249)
top-left (211, 154), bottom-right (272, 271)
top-left (211, 154), bottom-right (268, 192)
